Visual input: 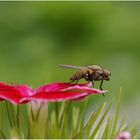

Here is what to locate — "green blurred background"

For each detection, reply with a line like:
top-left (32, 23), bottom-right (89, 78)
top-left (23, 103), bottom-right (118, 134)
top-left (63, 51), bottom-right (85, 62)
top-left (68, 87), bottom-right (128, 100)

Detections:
top-left (0, 2), bottom-right (140, 123)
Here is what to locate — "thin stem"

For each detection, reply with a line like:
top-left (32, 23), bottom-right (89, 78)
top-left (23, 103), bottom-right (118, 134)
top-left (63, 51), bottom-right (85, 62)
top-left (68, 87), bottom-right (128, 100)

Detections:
top-left (27, 115), bottom-right (31, 139)
top-left (27, 104), bottom-right (32, 139)
top-left (66, 101), bottom-right (72, 112)
top-left (30, 105), bottom-right (35, 121)
top-left (59, 101), bottom-right (72, 129)
top-left (55, 102), bottom-right (59, 127)
top-left (16, 105), bottom-right (20, 135)
top-left (44, 103), bottom-right (49, 138)
top-left (59, 101), bottom-right (72, 126)
top-left (36, 104), bottom-right (42, 121)
top-left (0, 129), bottom-right (6, 139)
top-left (19, 109), bottom-right (26, 139)
top-left (5, 102), bottom-right (13, 128)
top-left (0, 103), bottom-right (2, 130)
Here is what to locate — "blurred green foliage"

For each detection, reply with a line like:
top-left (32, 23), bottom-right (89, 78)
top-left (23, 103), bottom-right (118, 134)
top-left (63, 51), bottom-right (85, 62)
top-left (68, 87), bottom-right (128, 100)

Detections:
top-left (0, 2), bottom-right (140, 122)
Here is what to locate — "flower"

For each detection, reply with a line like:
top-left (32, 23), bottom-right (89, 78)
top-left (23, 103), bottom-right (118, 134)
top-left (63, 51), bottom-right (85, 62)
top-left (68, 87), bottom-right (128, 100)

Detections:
top-left (0, 82), bottom-right (107, 104)
top-left (117, 131), bottom-right (131, 139)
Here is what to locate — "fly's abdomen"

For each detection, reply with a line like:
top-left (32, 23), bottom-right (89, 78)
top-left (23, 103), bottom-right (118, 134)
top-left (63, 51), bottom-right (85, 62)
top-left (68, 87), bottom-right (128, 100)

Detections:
top-left (70, 71), bottom-right (83, 81)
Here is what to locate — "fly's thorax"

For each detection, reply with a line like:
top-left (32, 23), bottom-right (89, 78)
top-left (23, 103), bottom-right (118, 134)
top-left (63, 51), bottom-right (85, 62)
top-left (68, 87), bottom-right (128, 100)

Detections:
top-left (87, 71), bottom-right (102, 81)
top-left (88, 65), bottom-right (102, 71)
top-left (80, 67), bottom-right (90, 73)
top-left (83, 65), bottom-right (103, 81)
top-left (88, 65), bottom-right (103, 76)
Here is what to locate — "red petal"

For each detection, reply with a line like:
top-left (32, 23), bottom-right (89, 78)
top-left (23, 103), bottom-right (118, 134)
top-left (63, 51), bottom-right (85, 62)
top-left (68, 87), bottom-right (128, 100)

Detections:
top-left (61, 85), bottom-right (107, 94)
top-left (35, 82), bottom-right (91, 93)
top-left (21, 91), bottom-right (88, 102)
top-left (21, 86), bottom-right (107, 102)
top-left (14, 85), bottom-right (33, 96)
top-left (0, 83), bottom-right (31, 104)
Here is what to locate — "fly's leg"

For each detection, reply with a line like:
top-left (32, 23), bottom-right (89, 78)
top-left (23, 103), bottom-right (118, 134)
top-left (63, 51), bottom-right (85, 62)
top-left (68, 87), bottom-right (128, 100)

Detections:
top-left (68, 79), bottom-right (75, 84)
top-left (100, 80), bottom-right (103, 90)
top-left (68, 79), bottom-right (79, 84)
top-left (74, 79), bottom-right (79, 84)
top-left (100, 79), bottom-right (105, 96)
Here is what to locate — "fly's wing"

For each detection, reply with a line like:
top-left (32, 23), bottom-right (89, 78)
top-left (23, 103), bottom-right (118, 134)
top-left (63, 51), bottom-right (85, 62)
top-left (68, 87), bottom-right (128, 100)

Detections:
top-left (59, 64), bottom-right (85, 69)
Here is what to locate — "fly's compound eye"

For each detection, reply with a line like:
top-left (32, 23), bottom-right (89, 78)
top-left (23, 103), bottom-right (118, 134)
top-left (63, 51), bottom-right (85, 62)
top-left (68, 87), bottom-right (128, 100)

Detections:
top-left (102, 69), bottom-right (111, 81)
top-left (104, 74), bottom-right (109, 80)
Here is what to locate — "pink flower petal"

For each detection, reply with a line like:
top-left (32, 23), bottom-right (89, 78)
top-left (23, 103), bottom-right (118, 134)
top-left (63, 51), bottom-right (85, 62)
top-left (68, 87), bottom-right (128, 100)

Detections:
top-left (117, 131), bottom-right (131, 139)
top-left (35, 82), bottom-right (92, 93)
top-left (21, 84), bottom-right (106, 102)
top-left (0, 83), bottom-right (31, 104)
top-left (21, 91), bottom-right (88, 103)
top-left (61, 85), bottom-right (107, 94)
top-left (15, 85), bottom-right (33, 96)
